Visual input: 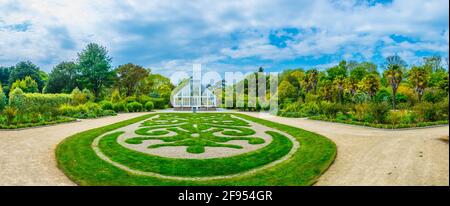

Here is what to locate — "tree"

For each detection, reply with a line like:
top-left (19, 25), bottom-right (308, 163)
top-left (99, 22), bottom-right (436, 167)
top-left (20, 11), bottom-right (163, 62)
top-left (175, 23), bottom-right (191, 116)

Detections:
top-left (423, 55), bottom-right (444, 73)
top-left (77, 43), bottom-right (115, 99)
top-left (0, 83), bottom-right (6, 111)
top-left (45, 62), bottom-right (79, 93)
top-left (0, 66), bottom-right (11, 86)
top-left (333, 76), bottom-right (345, 103)
top-left (115, 63), bottom-right (150, 96)
top-left (384, 64), bottom-right (403, 109)
top-left (305, 69), bottom-right (319, 94)
top-left (408, 66), bottom-right (429, 102)
top-left (344, 77), bottom-right (358, 96)
top-left (8, 61), bottom-right (44, 91)
top-left (10, 76), bottom-right (39, 93)
top-left (326, 60), bottom-right (348, 81)
top-left (359, 73), bottom-right (380, 99)
top-left (278, 80), bottom-right (296, 101)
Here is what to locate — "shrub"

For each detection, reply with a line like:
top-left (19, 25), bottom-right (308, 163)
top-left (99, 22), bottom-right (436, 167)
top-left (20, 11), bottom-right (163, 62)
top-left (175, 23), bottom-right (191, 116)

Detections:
top-left (112, 101), bottom-right (127, 112)
top-left (352, 103), bottom-right (370, 121)
top-left (368, 102), bottom-right (390, 123)
top-left (20, 93), bottom-right (72, 115)
top-left (124, 96), bottom-right (137, 103)
top-left (423, 88), bottom-right (447, 103)
top-left (144, 101), bottom-right (154, 111)
top-left (2, 106), bottom-right (17, 125)
top-left (283, 102), bottom-right (302, 113)
top-left (8, 88), bottom-right (26, 112)
top-left (100, 101), bottom-right (113, 110)
top-left (320, 101), bottom-right (342, 118)
top-left (137, 95), bottom-right (152, 105)
top-left (71, 88), bottom-right (87, 105)
top-left (0, 86), bottom-right (6, 111)
top-left (59, 103), bottom-right (115, 119)
top-left (126, 101), bottom-right (143, 112)
top-left (300, 102), bottom-right (320, 116)
top-left (413, 102), bottom-right (440, 122)
top-left (110, 89), bottom-right (122, 103)
top-left (150, 97), bottom-right (166, 109)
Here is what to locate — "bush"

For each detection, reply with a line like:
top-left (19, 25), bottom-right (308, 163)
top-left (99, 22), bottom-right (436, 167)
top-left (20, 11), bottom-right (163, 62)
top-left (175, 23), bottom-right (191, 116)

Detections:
top-left (9, 88), bottom-right (26, 112)
top-left (150, 97), bottom-right (166, 109)
top-left (124, 96), bottom-right (137, 103)
top-left (413, 102), bottom-right (440, 122)
top-left (283, 102), bottom-right (302, 113)
top-left (20, 93), bottom-right (72, 115)
top-left (100, 101), bottom-right (113, 110)
top-left (423, 88), bottom-right (447, 103)
top-left (144, 101), bottom-right (154, 111)
top-left (137, 95), bottom-right (152, 105)
top-left (320, 101), bottom-right (342, 118)
top-left (112, 102), bottom-right (127, 112)
top-left (71, 88), bottom-right (87, 105)
top-left (59, 103), bottom-right (115, 119)
top-left (126, 101), bottom-right (143, 112)
top-left (2, 106), bottom-right (17, 125)
top-left (0, 88), bottom-right (6, 111)
top-left (110, 89), bottom-right (122, 103)
top-left (368, 102), bottom-right (390, 123)
top-left (352, 103), bottom-right (370, 121)
top-left (300, 102), bottom-right (320, 116)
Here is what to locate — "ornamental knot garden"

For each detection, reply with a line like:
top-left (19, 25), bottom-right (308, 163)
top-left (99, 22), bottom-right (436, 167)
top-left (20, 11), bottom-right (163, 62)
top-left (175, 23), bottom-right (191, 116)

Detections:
top-left (91, 113), bottom-right (299, 180)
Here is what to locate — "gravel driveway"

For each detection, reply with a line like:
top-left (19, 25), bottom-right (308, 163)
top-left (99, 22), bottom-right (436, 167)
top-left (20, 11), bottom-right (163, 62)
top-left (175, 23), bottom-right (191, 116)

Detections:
top-left (1, 111), bottom-right (448, 186)
top-left (238, 112), bottom-right (449, 186)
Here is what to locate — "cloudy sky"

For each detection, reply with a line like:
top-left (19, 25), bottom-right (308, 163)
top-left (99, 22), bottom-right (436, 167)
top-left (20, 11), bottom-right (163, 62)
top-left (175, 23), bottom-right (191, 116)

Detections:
top-left (0, 0), bottom-right (448, 76)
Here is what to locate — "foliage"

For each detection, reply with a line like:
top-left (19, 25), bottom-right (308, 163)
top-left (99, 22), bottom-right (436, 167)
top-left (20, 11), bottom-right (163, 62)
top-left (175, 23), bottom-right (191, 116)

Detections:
top-left (10, 76), bottom-right (39, 93)
top-left (384, 62), bottom-right (404, 109)
top-left (110, 89), bottom-right (122, 103)
top-left (115, 63), bottom-right (150, 96)
top-left (112, 101), bottom-right (127, 112)
top-left (2, 106), bottom-right (17, 125)
top-left (77, 43), bottom-right (115, 99)
top-left (45, 61), bottom-right (79, 93)
top-left (150, 97), bottom-right (166, 109)
top-left (126, 101), bottom-right (143, 112)
top-left (8, 88), bottom-right (26, 112)
top-left (59, 102), bottom-right (115, 119)
top-left (144, 101), bottom-right (154, 111)
top-left (100, 101), bottom-right (113, 110)
top-left (408, 66), bottom-right (429, 102)
top-left (367, 102), bottom-right (390, 123)
top-left (8, 61), bottom-right (45, 91)
top-left (0, 84), bottom-right (6, 111)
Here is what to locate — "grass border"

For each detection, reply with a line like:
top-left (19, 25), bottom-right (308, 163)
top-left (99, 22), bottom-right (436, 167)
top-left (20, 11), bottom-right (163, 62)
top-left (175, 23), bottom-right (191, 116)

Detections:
top-left (56, 112), bottom-right (337, 186)
top-left (308, 116), bottom-right (449, 129)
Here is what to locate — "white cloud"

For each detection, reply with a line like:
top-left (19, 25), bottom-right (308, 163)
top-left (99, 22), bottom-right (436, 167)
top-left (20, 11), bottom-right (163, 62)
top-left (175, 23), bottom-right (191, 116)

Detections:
top-left (0, 0), bottom-right (448, 73)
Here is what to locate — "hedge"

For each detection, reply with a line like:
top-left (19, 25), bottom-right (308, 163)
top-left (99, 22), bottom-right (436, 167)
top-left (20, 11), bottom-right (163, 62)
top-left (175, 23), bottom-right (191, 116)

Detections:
top-left (9, 88), bottom-right (72, 114)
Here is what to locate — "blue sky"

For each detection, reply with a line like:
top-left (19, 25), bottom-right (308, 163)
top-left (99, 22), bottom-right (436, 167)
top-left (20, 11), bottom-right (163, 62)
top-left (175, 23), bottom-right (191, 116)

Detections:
top-left (0, 0), bottom-right (448, 77)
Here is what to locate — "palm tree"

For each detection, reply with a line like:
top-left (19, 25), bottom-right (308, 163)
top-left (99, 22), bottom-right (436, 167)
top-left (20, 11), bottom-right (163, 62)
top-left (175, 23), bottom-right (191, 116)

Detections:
top-left (305, 69), bottom-right (318, 94)
top-left (359, 73), bottom-right (380, 99)
top-left (344, 77), bottom-right (358, 96)
top-left (408, 66), bottom-right (429, 102)
top-left (384, 64), bottom-right (403, 109)
top-left (333, 76), bottom-right (345, 103)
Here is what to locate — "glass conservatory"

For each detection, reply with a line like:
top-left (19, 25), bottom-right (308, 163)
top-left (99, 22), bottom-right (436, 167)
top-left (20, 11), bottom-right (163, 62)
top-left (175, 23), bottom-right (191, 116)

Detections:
top-left (171, 78), bottom-right (217, 111)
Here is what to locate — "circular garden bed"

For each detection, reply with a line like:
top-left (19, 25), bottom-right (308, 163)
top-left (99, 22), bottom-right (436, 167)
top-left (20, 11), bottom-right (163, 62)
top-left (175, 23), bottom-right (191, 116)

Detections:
top-left (56, 113), bottom-right (336, 185)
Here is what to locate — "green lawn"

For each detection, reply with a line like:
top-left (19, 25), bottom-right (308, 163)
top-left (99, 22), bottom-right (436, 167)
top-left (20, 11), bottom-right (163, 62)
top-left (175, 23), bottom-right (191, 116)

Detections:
top-left (56, 113), bottom-right (336, 186)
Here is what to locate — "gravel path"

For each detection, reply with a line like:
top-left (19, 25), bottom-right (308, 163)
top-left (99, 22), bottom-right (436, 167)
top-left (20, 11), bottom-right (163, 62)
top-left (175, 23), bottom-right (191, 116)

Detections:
top-left (0, 112), bottom-right (151, 186)
top-left (237, 112), bottom-right (449, 186)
